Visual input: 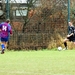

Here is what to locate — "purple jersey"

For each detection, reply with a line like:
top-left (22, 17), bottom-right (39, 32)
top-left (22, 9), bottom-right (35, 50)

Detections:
top-left (0, 22), bottom-right (12, 38)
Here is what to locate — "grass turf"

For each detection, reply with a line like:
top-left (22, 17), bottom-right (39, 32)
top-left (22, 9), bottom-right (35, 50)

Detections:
top-left (0, 50), bottom-right (75, 75)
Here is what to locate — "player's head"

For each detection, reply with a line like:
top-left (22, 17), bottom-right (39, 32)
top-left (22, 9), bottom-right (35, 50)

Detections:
top-left (68, 21), bottom-right (73, 26)
top-left (6, 19), bottom-right (10, 23)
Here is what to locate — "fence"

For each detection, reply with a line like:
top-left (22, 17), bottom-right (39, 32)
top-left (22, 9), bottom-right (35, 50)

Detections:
top-left (8, 18), bottom-right (67, 50)
top-left (4, 0), bottom-right (70, 50)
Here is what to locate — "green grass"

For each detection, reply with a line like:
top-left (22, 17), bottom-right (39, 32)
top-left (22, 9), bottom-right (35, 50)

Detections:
top-left (0, 50), bottom-right (75, 75)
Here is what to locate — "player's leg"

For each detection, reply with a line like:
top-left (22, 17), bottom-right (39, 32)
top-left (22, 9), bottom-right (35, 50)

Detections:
top-left (1, 41), bottom-right (6, 54)
top-left (63, 38), bottom-right (69, 50)
top-left (1, 37), bottom-right (9, 54)
top-left (73, 41), bottom-right (75, 49)
top-left (73, 42), bottom-right (75, 44)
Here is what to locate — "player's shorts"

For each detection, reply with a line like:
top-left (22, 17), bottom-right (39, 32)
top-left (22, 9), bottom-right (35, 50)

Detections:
top-left (1, 37), bottom-right (9, 42)
top-left (67, 35), bottom-right (75, 42)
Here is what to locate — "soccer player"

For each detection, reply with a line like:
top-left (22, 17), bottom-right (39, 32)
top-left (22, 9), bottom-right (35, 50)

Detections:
top-left (63, 21), bottom-right (75, 50)
top-left (0, 19), bottom-right (12, 54)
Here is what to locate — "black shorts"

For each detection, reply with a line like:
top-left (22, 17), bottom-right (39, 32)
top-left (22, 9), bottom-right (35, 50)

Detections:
top-left (67, 36), bottom-right (75, 42)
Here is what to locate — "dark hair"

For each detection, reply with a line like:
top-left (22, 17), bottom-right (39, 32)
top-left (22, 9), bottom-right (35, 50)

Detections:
top-left (6, 19), bottom-right (10, 23)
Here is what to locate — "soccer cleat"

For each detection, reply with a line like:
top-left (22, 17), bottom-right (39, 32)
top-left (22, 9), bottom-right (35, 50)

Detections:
top-left (1, 49), bottom-right (5, 54)
top-left (1, 51), bottom-right (4, 54)
top-left (63, 47), bottom-right (68, 50)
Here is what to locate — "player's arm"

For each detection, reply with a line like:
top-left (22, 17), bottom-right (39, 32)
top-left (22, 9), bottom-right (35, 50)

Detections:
top-left (0, 24), bottom-right (2, 32)
top-left (67, 33), bottom-right (74, 37)
top-left (10, 29), bottom-right (12, 34)
top-left (8, 24), bottom-right (12, 34)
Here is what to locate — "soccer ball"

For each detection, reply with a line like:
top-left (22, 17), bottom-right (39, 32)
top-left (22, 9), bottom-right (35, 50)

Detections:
top-left (57, 46), bottom-right (62, 51)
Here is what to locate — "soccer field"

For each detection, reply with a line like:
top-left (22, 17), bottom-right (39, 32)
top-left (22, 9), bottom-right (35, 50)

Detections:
top-left (0, 50), bottom-right (75, 75)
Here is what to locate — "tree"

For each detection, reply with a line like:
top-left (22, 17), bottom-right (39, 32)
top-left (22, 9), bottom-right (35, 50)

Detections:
top-left (22, 0), bottom-right (37, 32)
top-left (9, 0), bottom-right (37, 48)
top-left (8, 0), bottom-right (71, 50)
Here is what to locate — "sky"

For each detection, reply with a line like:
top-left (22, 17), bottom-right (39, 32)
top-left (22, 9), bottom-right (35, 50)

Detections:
top-left (3, 0), bottom-right (28, 3)
top-left (10, 0), bottom-right (27, 3)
